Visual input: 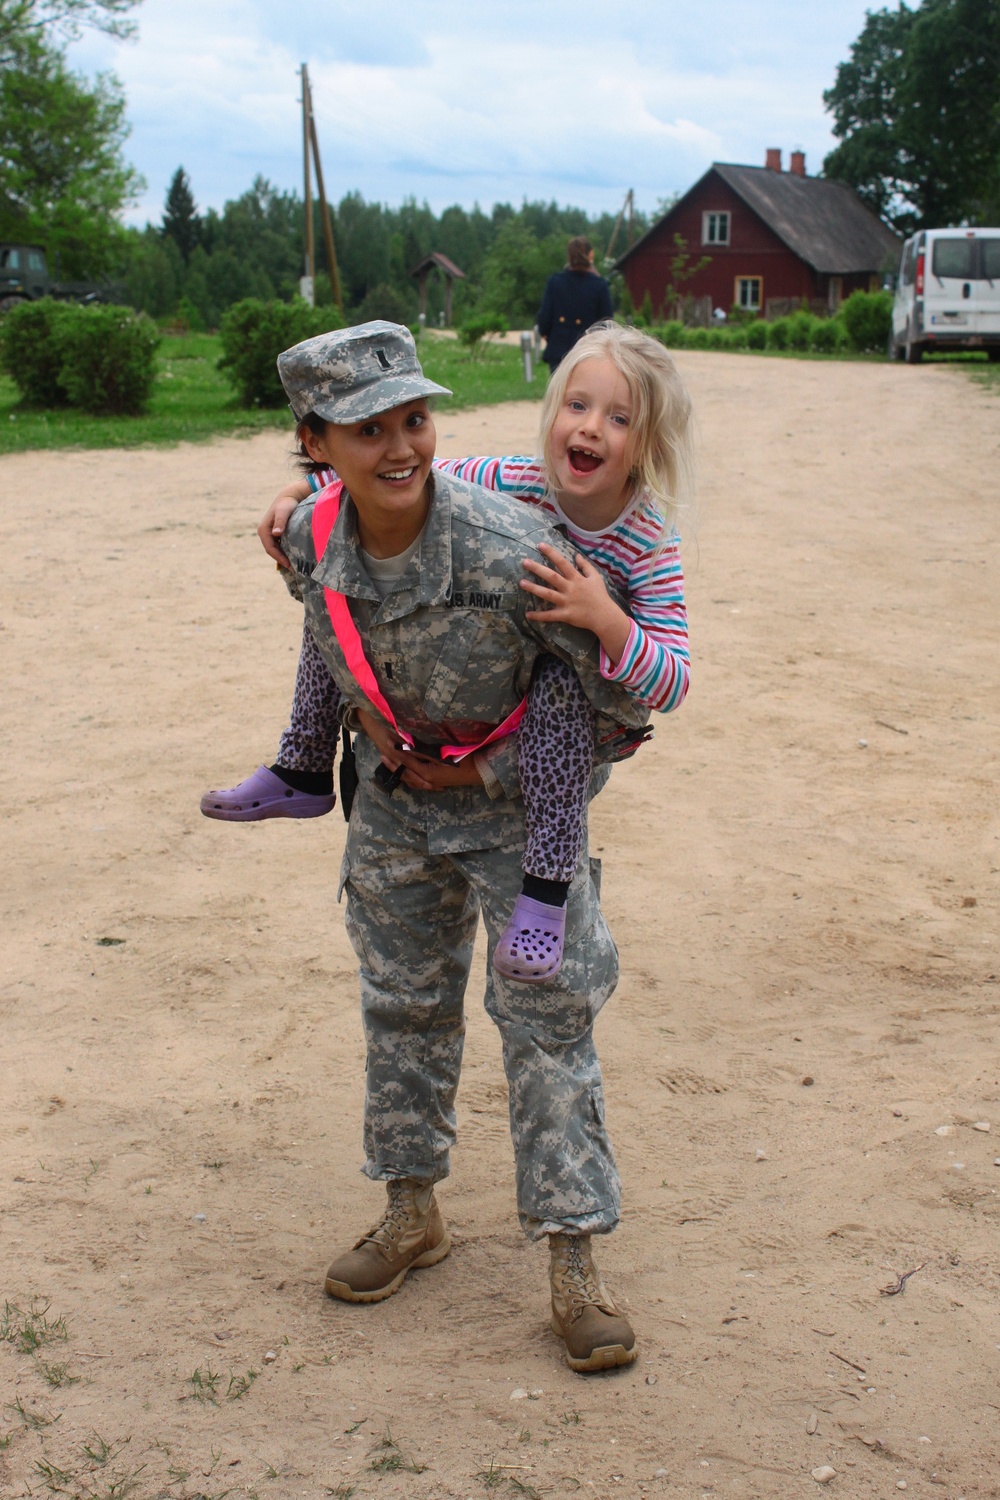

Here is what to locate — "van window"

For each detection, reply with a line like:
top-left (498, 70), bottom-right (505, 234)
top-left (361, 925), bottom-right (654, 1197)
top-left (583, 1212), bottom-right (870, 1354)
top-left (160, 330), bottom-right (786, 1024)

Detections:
top-left (0, 248), bottom-right (20, 269)
top-left (932, 238), bottom-right (974, 279)
top-left (27, 250), bottom-right (45, 272)
top-left (982, 240), bottom-right (1000, 281)
top-left (901, 242), bottom-right (915, 285)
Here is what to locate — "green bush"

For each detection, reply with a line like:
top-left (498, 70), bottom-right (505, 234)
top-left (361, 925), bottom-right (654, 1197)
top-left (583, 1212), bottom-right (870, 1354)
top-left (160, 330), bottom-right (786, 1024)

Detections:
top-left (654, 320), bottom-right (686, 348)
top-left (0, 299), bottom-right (77, 405)
top-left (55, 305), bottom-right (161, 415)
top-left (786, 312), bottom-right (815, 350)
top-left (767, 318), bottom-right (790, 350)
top-left (726, 326), bottom-right (749, 349)
top-left (706, 327), bottom-right (728, 349)
top-left (0, 299), bottom-right (160, 414)
top-left (809, 319), bottom-right (844, 353)
top-left (684, 327), bottom-right (710, 349)
top-left (840, 290), bottom-right (893, 353)
top-left (218, 298), bottom-right (344, 407)
top-left (746, 320), bottom-right (768, 350)
top-left (458, 312), bottom-right (509, 352)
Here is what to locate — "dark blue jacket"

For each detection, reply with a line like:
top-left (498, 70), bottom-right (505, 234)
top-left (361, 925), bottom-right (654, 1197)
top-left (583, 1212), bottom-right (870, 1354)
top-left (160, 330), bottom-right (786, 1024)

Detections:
top-left (536, 268), bottom-right (614, 369)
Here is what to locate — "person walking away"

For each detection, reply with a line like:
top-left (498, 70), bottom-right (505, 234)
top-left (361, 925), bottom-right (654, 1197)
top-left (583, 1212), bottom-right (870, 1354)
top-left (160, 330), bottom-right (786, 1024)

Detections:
top-left (536, 237), bottom-right (613, 371)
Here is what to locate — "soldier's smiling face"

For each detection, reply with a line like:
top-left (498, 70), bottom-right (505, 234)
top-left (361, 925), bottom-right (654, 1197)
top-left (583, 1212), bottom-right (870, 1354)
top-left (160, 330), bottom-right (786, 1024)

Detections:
top-left (302, 398), bottom-right (436, 538)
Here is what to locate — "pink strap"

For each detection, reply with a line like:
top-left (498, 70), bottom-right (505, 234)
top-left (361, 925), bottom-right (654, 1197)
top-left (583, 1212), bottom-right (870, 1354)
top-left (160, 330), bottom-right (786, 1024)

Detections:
top-left (311, 481), bottom-right (526, 764)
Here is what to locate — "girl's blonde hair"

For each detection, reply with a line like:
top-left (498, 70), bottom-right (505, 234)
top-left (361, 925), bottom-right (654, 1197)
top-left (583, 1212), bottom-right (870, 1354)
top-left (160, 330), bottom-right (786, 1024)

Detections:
top-left (538, 320), bottom-right (694, 545)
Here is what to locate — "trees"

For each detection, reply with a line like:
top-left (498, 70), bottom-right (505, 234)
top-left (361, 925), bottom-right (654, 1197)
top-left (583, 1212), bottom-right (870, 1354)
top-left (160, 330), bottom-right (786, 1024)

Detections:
top-left (824, 0), bottom-right (1000, 230)
top-left (0, 0), bottom-right (142, 275)
top-left (161, 166), bottom-right (200, 261)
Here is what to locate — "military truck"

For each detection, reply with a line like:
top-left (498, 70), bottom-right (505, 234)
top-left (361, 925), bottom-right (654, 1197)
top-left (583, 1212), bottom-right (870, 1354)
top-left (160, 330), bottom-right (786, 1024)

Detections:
top-left (0, 243), bottom-right (121, 310)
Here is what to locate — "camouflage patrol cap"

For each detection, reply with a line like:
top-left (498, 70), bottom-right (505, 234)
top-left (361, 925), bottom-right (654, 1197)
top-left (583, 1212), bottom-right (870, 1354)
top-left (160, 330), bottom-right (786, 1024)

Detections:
top-left (278, 320), bottom-right (451, 424)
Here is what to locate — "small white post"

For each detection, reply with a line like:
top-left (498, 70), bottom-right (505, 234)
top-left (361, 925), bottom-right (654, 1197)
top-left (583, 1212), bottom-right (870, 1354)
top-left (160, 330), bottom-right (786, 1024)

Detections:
top-left (520, 330), bottom-right (533, 383)
top-left (299, 274), bottom-right (315, 307)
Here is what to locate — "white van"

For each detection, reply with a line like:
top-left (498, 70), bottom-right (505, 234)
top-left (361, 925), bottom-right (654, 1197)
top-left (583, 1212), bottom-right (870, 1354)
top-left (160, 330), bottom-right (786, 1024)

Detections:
top-left (890, 228), bottom-right (1000, 363)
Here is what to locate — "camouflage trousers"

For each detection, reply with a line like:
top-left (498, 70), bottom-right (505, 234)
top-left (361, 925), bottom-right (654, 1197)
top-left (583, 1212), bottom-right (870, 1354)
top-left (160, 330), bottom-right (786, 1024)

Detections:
top-left (338, 782), bottom-right (622, 1240)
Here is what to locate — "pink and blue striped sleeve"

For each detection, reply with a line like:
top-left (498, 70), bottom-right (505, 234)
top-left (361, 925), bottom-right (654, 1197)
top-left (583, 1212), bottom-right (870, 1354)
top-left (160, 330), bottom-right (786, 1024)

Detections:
top-left (433, 456), bottom-right (548, 502)
top-left (599, 539), bottom-right (690, 712)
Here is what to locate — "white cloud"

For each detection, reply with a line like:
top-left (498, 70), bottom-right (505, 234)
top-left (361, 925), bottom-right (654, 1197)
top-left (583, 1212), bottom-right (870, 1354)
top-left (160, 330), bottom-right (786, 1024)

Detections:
top-left (66, 0), bottom-right (877, 224)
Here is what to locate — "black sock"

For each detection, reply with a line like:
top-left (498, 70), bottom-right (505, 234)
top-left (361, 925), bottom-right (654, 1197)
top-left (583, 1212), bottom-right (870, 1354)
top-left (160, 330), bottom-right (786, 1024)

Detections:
top-left (269, 763), bottom-right (334, 796)
top-left (522, 874), bottom-right (571, 908)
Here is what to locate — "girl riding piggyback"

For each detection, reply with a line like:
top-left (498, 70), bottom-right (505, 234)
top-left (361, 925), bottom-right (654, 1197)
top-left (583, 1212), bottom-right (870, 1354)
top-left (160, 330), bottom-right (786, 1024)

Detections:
top-left (202, 322), bottom-right (693, 981)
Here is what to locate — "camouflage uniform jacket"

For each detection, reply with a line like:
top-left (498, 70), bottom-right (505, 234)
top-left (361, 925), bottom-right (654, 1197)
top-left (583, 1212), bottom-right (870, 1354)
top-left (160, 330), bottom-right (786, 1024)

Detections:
top-left (280, 469), bottom-right (648, 851)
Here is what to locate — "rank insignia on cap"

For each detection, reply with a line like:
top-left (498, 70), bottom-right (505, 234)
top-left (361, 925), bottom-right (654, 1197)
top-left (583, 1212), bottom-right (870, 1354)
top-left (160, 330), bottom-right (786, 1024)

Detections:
top-left (373, 348), bottom-right (391, 371)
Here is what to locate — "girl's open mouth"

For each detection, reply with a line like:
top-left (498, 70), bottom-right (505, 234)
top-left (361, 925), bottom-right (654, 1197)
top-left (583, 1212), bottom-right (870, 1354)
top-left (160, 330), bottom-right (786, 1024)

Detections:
top-left (379, 466), bottom-right (417, 484)
top-left (568, 447), bottom-right (603, 475)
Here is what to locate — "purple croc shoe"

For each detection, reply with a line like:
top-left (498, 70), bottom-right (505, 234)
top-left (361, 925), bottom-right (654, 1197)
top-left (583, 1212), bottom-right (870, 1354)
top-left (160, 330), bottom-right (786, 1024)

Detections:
top-left (493, 894), bottom-right (567, 983)
top-left (200, 765), bottom-right (335, 822)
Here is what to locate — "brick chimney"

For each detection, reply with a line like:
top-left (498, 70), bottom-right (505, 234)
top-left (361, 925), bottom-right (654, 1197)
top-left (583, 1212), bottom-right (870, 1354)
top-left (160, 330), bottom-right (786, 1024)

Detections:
top-left (765, 147), bottom-right (782, 172)
top-left (789, 150), bottom-right (806, 177)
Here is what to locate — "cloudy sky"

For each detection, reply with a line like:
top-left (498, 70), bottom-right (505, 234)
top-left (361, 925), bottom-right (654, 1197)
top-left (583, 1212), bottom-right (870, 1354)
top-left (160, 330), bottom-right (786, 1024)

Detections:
top-left (68, 0), bottom-right (874, 227)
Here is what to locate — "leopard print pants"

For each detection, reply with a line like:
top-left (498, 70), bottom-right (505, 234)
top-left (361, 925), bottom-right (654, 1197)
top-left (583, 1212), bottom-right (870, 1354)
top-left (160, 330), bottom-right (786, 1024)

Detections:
top-left (518, 653), bottom-right (594, 881)
top-left (277, 628), bottom-right (593, 883)
top-left (276, 621), bottom-right (343, 773)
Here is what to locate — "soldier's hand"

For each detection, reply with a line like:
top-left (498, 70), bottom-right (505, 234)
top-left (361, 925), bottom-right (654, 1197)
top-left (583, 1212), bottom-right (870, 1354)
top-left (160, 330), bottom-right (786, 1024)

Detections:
top-left (258, 482), bottom-right (311, 567)
top-left (393, 749), bottom-right (484, 791)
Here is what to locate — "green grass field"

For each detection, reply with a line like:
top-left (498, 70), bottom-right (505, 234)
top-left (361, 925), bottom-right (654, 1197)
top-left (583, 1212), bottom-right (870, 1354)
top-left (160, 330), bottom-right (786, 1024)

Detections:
top-left (0, 331), bottom-right (546, 455)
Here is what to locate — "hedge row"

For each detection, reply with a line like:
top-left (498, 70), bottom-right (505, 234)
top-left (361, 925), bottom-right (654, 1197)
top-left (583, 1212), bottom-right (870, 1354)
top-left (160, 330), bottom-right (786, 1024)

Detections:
top-left (647, 291), bottom-right (893, 358)
top-left (0, 299), bottom-right (161, 414)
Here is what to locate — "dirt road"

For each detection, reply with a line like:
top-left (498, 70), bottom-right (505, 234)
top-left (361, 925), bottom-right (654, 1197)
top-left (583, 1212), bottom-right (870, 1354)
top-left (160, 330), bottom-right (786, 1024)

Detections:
top-left (2, 355), bottom-right (999, 1498)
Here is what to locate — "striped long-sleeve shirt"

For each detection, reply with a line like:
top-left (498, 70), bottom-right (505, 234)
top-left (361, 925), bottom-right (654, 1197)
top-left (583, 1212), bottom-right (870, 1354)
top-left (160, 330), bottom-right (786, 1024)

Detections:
top-left (310, 456), bottom-right (689, 713)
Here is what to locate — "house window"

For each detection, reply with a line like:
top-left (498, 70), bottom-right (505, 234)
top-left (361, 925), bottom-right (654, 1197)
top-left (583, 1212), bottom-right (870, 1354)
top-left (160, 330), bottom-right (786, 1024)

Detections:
top-left (702, 211), bottom-right (730, 246)
top-left (735, 276), bottom-right (761, 310)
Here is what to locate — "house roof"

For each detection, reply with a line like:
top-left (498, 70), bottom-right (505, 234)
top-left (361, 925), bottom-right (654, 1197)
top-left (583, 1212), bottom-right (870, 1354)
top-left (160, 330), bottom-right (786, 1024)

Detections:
top-left (617, 164), bottom-right (900, 276)
top-left (409, 251), bottom-right (466, 281)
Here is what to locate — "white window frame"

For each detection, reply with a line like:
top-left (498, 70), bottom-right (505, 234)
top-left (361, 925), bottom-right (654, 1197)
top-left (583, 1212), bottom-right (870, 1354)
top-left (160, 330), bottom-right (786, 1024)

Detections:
top-left (702, 211), bottom-right (730, 246)
top-left (735, 276), bottom-right (762, 310)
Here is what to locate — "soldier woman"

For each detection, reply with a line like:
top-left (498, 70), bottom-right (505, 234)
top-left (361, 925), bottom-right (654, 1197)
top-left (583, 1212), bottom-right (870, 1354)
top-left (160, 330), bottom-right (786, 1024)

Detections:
top-left (273, 321), bottom-right (646, 1372)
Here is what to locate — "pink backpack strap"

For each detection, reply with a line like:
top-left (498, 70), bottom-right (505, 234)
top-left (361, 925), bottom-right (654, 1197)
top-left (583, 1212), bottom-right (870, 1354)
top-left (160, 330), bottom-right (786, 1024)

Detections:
top-left (310, 480), bottom-right (527, 766)
top-left (311, 483), bottom-right (411, 744)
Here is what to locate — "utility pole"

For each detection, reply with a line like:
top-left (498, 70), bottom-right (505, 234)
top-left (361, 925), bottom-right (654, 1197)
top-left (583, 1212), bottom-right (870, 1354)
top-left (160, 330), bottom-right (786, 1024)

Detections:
top-left (606, 188), bottom-right (635, 263)
top-left (300, 63), bottom-right (315, 305)
top-left (299, 64), bottom-right (343, 316)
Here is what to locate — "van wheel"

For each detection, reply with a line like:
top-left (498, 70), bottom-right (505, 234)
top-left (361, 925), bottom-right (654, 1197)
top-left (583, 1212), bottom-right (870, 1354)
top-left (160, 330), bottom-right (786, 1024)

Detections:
top-left (987, 347), bottom-right (1000, 363)
top-left (904, 325), bottom-right (923, 363)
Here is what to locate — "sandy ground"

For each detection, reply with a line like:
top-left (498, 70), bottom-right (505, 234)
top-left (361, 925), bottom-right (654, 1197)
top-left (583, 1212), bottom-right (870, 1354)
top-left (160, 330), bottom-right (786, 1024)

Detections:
top-left (2, 355), bottom-right (1000, 1500)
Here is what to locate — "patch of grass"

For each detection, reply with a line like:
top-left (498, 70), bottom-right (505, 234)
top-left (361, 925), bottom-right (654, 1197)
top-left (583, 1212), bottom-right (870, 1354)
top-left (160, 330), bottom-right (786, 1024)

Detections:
top-left (34, 1456), bottom-right (74, 1489)
top-left (39, 1359), bottom-right (80, 1387)
top-left (225, 1368), bottom-right (259, 1401)
top-left (369, 1425), bottom-right (426, 1475)
top-left (1, 1298), bottom-right (68, 1354)
top-left (475, 1459), bottom-right (538, 1497)
top-left (82, 1433), bottom-right (128, 1466)
top-left (187, 1366), bottom-right (222, 1404)
top-left (0, 329), bottom-right (545, 454)
top-left (418, 333), bottom-right (546, 412)
top-left (7, 1393), bottom-right (58, 1429)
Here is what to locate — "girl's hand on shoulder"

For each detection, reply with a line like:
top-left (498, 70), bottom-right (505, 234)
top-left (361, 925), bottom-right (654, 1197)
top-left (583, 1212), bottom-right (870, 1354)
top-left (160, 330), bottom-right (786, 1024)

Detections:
top-left (258, 482), bottom-right (310, 567)
top-left (521, 542), bottom-right (611, 630)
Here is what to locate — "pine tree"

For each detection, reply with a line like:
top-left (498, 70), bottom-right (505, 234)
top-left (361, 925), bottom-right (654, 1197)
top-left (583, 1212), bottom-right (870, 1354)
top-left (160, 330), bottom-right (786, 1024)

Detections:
top-left (162, 166), bottom-right (200, 261)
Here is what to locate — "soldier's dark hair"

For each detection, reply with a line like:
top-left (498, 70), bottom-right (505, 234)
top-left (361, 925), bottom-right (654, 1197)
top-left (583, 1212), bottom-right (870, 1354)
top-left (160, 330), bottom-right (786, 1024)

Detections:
top-left (294, 411), bottom-right (329, 474)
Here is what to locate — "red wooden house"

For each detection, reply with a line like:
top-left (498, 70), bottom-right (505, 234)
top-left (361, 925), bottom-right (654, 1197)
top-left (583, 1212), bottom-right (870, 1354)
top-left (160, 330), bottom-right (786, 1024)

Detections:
top-left (617, 150), bottom-right (899, 319)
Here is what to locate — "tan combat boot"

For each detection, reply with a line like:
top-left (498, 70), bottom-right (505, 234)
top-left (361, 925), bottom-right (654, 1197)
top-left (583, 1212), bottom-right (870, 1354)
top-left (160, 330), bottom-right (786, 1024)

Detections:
top-left (324, 1179), bottom-right (450, 1303)
top-left (549, 1232), bottom-right (637, 1372)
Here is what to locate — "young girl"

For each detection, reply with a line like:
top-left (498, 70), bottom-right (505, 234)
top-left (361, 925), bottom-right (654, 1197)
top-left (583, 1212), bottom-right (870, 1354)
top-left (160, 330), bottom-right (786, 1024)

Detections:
top-left (202, 322), bottom-right (692, 982)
